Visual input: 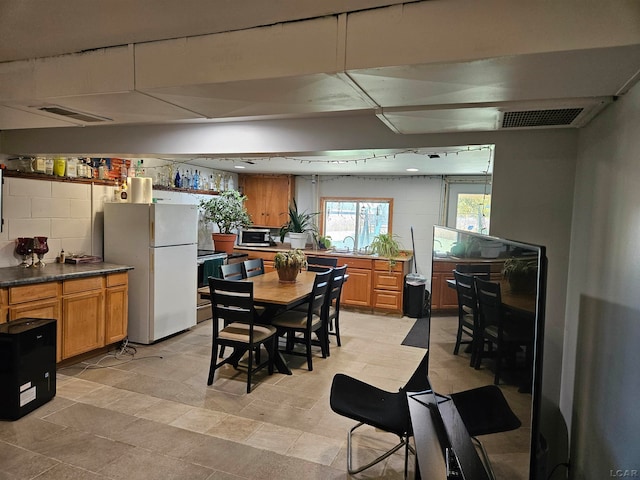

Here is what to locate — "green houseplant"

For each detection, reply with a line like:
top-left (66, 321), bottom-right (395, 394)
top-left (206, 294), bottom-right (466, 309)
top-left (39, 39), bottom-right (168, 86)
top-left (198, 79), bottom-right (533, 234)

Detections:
top-left (199, 190), bottom-right (252, 253)
top-left (274, 249), bottom-right (308, 283)
top-left (502, 257), bottom-right (538, 293)
top-left (369, 233), bottom-right (403, 270)
top-left (279, 199), bottom-right (319, 249)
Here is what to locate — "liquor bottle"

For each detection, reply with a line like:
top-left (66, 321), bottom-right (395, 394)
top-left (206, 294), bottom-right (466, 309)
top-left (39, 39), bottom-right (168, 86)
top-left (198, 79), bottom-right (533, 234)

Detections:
top-left (174, 169), bottom-right (181, 188)
top-left (193, 170), bottom-right (200, 190)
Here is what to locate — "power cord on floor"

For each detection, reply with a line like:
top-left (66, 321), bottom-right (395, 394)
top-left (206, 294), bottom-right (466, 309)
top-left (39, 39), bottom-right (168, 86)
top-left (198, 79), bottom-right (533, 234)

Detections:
top-left (58, 337), bottom-right (164, 375)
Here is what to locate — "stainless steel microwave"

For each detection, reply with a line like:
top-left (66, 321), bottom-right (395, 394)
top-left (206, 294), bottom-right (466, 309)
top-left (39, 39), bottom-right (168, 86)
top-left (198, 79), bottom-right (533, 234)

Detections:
top-left (239, 228), bottom-right (271, 246)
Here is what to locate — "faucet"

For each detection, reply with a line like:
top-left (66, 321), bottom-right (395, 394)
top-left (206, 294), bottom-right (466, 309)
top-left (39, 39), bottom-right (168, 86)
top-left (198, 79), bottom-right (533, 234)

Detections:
top-left (343, 236), bottom-right (355, 252)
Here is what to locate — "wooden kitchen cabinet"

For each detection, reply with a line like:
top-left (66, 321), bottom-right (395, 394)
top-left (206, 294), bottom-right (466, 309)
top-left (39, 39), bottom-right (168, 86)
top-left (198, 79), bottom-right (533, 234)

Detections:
top-left (8, 282), bottom-right (63, 362)
top-left (3, 269), bottom-right (129, 363)
top-left (105, 273), bottom-right (129, 344)
top-left (372, 260), bottom-right (407, 311)
top-left (62, 277), bottom-right (105, 359)
top-left (337, 258), bottom-right (372, 308)
top-left (431, 261), bottom-right (458, 311)
top-left (0, 288), bottom-right (7, 325)
top-left (239, 174), bottom-right (293, 228)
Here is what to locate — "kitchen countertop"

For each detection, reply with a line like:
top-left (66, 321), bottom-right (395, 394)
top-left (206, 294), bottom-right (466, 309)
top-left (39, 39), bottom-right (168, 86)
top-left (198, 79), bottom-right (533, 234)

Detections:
top-left (234, 245), bottom-right (413, 262)
top-left (0, 262), bottom-right (134, 287)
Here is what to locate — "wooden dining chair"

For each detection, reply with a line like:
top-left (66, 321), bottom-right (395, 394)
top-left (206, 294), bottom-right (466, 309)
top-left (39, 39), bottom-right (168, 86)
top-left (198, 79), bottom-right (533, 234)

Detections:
top-left (207, 277), bottom-right (277, 393)
top-left (242, 258), bottom-right (264, 278)
top-left (326, 265), bottom-right (347, 349)
top-left (474, 277), bottom-right (534, 385)
top-left (307, 256), bottom-right (338, 269)
top-left (271, 270), bottom-right (331, 371)
top-left (220, 262), bottom-right (245, 280)
top-left (455, 263), bottom-right (491, 280)
top-left (453, 270), bottom-right (480, 366)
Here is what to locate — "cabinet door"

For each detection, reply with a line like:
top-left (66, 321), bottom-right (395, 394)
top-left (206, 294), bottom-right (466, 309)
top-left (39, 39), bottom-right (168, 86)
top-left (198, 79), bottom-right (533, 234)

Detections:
top-left (0, 288), bottom-right (7, 325)
top-left (62, 291), bottom-right (105, 359)
top-left (105, 285), bottom-right (128, 345)
top-left (10, 298), bottom-right (62, 362)
top-left (341, 268), bottom-right (372, 307)
top-left (241, 175), bottom-right (293, 227)
top-left (373, 290), bottom-right (402, 311)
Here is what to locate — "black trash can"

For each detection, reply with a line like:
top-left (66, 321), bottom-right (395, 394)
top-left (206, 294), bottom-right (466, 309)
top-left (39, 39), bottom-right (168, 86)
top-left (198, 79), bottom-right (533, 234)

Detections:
top-left (404, 274), bottom-right (428, 318)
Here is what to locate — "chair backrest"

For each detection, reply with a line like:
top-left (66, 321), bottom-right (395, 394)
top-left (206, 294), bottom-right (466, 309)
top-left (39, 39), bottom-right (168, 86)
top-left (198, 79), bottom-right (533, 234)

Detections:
top-left (208, 277), bottom-right (256, 338)
top-left (307, 264), bottom-right (333, 273)
top-left (474, 277), bottom-right (503, 331)
top-left (329, 265), bottom-right (347, 303)
top-left (455, 263), bottom-right (491, 280)
top-left (220, 262), bottom-right (245, 280)
top-left (307, 256), bottom-right (338, 269)
top-left (242, 258), bottom-right (264, 278)
top-left (305, 270), bottom-right (332, 322)
top-left (453, 270), bottom-right (478, 315)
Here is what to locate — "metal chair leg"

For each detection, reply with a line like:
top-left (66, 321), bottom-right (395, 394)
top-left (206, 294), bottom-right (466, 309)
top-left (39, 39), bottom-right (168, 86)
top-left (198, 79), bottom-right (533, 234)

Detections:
top-left (346, 422), bottom-right (413, 477)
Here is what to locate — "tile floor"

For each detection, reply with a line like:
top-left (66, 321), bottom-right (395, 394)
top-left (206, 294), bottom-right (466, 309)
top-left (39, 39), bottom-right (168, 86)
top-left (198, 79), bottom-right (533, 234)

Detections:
top-left (0, 312), bottom-right (531, 480)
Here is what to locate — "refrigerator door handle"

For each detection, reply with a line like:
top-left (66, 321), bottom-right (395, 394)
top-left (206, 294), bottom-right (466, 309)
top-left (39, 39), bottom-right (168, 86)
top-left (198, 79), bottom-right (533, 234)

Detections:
top-left (150, 220), bottom-right (155, 243)
top-left (150, 250), bottom-right (154, 274)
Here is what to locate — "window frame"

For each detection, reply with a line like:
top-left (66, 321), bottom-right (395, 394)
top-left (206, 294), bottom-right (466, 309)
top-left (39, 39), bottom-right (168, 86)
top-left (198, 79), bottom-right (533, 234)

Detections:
top-left (320, 196), bottom-right (394, 251)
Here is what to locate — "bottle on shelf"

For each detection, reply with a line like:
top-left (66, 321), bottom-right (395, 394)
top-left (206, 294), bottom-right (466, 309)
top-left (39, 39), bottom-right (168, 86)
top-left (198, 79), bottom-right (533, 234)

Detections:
top-left (127, 160), bottom-right (136, 178)
top-left (193, 170), bottom-right (200, 190)
top-left (98, 159), bottom-right (108, 179)
top-left (119, 180), bottom-right (128, 202)
top-left (44, 158), bottom-right (54, 175)
top-left (174, 168), bottom-right (181, 188)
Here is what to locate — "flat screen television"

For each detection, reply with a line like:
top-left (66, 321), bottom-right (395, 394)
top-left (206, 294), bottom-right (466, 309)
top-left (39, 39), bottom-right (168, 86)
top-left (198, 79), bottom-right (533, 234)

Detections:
top-left (431, 226), bottom-right (547, 480)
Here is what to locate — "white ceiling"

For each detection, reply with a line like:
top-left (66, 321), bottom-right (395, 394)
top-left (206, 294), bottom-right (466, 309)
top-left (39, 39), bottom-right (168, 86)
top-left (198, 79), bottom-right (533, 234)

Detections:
top-left (1, 0), bottom-right (639, 176)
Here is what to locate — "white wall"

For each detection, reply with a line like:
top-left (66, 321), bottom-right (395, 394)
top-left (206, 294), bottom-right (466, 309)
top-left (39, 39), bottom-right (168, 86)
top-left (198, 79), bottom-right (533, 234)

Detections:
top-left (0, 178), bottom-right (231, 267)
top-left (295, 174), bottom-right (444, 278)
top-left (561, 83), bottom-right (640, 478)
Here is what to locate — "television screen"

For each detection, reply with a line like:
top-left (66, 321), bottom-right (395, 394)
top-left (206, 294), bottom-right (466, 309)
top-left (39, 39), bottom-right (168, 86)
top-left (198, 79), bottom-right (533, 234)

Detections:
top-left (431, 226), bottom-right (547, 480)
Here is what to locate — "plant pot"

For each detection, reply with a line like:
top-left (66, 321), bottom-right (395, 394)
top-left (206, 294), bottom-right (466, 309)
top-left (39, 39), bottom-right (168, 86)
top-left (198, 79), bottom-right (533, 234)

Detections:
top-left (288, 232), bottom-right (308, 249)
top-left (276, 266), bottom-right (300, 283)
top-left (211, 233), bottom-right (237, 254)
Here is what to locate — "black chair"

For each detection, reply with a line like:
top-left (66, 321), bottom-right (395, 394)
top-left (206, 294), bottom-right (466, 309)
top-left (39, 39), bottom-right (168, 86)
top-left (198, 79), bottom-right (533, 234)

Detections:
top-left (453, 270), bottom-right (480, 366)
top-left (307, 256), bottom-right (338, 269)
top-left (326, 265), bottom-right (347, 348)
top-left (241, 258), bottom-right (264, 278)
top-left (220, 262), bottom-right (245, 280)
top-left (329, 351), bottom-right (430, 478)
top-left (271, 270), bottom-right (331, 371)
top-left (455, 263), bottom-right (491, 280)
top-left (207, 277), bottom-right (277, 393)
top-left (450, 385), bottom-right (522, 480)
top-left (474, 277), bottom-right (534, 385)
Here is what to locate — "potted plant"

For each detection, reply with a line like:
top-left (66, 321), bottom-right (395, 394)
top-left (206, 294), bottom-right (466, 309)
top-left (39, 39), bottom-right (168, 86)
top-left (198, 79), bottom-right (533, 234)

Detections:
top-left (502, 257), bottom-right (538, 293)
top-left (199, 190), bottom-right (252, 253)
top-left (274, 249), bottom-right (308, 283)
top-left (317, 235), bottom-right (332, 250)
top-left (279, 199), bottom-right (319, 249)
top-left (369, 233), bottom-right (403, 270)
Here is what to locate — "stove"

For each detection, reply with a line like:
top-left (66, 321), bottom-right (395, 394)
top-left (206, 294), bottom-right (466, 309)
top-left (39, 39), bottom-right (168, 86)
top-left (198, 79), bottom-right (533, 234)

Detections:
top-left (196, 249), bottom-right (227, 265)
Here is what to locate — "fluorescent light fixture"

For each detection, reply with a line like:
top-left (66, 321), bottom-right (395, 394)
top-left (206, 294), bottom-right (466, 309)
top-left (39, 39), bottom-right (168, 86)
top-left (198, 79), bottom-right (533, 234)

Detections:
top-left (406, 168), bottom-right (419, 172)
top-left (234, 165), bottom-right (246, 169)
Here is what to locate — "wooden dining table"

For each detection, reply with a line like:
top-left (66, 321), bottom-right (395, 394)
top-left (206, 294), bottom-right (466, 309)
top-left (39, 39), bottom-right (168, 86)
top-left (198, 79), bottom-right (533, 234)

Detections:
top-left (198, 270), bottom-right (319, 375)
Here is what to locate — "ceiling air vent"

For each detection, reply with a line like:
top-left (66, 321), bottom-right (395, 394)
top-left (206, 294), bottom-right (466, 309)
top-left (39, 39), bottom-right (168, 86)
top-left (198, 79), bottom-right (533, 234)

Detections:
top-left (37, 106), bottom-right (111, 123)
top-left (502, 108), bottom-right (583, 128)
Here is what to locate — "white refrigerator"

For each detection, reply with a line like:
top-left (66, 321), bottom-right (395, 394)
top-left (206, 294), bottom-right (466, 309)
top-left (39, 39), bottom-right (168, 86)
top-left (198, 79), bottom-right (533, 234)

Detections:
top-left (103, 203), bottom-right (198, 344)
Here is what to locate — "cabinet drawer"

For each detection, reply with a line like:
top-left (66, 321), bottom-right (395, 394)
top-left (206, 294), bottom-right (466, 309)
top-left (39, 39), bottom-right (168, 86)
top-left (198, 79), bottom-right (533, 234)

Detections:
top-left (9, 282), bottom-right (59, 304)
top-left (433, 261), bottom-right (457, 273)
top-left (373, 290), bottom-right (402, 311)
top-left (63, 276), bottom-right (104, 295)
top-left (337, 257), bottom-right (372, 270)
top-left (107, 272), bottom-right (128, 287)
top-left (373, 260), bottom-right (405, 272)
top-left (373, 271), bottom-right (403, 291)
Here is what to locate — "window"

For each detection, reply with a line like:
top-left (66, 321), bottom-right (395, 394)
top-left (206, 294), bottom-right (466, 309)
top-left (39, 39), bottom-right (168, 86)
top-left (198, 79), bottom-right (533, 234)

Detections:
top-left (446, 183), bottom-right (491, 234)
top-left (321, 198), bottom-right (393, 252)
